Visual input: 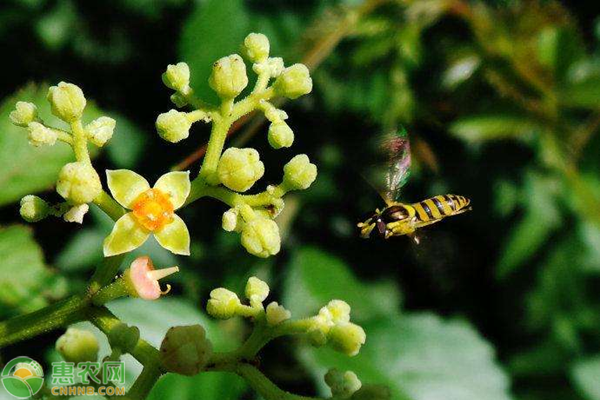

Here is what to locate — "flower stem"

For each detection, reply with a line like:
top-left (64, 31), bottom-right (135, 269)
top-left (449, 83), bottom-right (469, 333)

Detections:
top-left (0, 295), bottom-right (88, 348)
top-left (92, 279), bottom-right (130, 306)
top-left (93, 191), bottom-right (126, 222)
top-left (235, 363), bottom-right (323, 400)
top-left (70, 119), bottom-right (91, 164)
top-left (88, 255), bottom-right (125, 295)
top-left (198, 115), bottom-right (232, 184)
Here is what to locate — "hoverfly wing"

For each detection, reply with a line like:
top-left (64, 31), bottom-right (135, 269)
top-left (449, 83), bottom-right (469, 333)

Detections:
top-left (362, 127), bottom-right (411, 205)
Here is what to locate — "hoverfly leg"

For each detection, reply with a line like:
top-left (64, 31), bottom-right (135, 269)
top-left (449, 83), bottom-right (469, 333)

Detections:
top-left (408, 232), bottom-right (420, 245)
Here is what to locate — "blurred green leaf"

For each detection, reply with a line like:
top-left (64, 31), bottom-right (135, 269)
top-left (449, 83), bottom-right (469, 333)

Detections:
top-left (450, 114), bottom-right (540, 143)
top-left (105, 112), bottom-right (146, 168)
top-left (0, 225), bottom-right (67, 315)
top-left (283, 247), bottom-right (401, 322)
top-left (537, 27), bottom-right (584, 82)
top-left (571, 356), bottom-right (600, 400)
top-left (35, 0), bottom-right (76, 50)
top-left (300, 314), bottom-right (512, 400)
top-left (179, 0), bottom-right (250, 103)
top-left (442, 55), bottom-right (481, 89)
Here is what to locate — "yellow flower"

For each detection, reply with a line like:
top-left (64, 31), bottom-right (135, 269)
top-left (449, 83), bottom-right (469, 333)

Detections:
top-left (103, 170), bottom-right (191, 256)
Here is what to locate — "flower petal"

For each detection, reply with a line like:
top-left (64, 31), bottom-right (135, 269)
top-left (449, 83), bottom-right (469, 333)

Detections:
top-left (106, 169), bottom-right (151, 209)
top-left (153, 171), bottom-right (191, 209)
top-left (154, 214), bottom-right (190, 255)
top-left (103, 213), bottom-right (150, 256)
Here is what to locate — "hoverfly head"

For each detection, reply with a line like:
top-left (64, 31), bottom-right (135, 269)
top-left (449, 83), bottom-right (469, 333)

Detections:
top-left (380, 205), bottom-right (410, 223)
top-left (358, 211), bottom-right (383, 239)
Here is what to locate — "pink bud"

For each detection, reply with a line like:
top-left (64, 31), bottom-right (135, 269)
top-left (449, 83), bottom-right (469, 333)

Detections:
top-left (128, 256), bottom-right (179, 300)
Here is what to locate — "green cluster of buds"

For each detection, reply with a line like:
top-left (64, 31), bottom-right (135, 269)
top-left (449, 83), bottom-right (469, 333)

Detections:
top-left (325, 369), bottom-right (362, 399)
top-left (217, 148), bottom-right (265, 192)
top-left (159, 325), bottom-right (213, 376)
top-left (56, 328), bottom-right (99, 364)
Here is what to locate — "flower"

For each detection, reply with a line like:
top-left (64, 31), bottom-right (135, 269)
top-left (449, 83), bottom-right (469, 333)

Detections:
top-left (282, 154), bottom-right (317, 190)
top-left (206, 288), bottom-right (241, 319)
top-left (160, 325), bottom-right (213, 376)
top-left (268, 121), bottom-right (294, 149)
top-left (266, 302), bottom-right (291, 326)
top-left (243, 33), bottom-right (270, 63)
top-left (63, 203), bottom-right (89, 224)
top-left (162, 62), bottom-right (191, 92)
top-left (19, 195), bottom-right (50, 222)
top-left (10, 101), bottom-right (38, 127)
top-left (245, 276), bottom-right (270, 304)
top-left (86, 116), bottom-right (116, 147)
top-left (156, 110), bottom-right (194, 143)
top-left (222, 208), bottom-right (241, 232)
top-left (27, 122), bottom-right (57, 147)
top-left (241, 218), bottom-right (281, 258)
top-left (209, 54), bottom-right (248, 99)
top-left (328, 322), bottom-right (366, 357)
top-left (47, 82), bottom-right (86, 122)
top-left (56, 328), bottom-right (99, 364)
top-left (103, 170), bottom-right (191, 256)
top-left (217, 147), bottom-right (265, 192)
top-left (56, 162), bottom-right (102, 204)
top-left (124, 256), bottom-right (179, 300)
top-left (273, 64), bottom-right (312, 99)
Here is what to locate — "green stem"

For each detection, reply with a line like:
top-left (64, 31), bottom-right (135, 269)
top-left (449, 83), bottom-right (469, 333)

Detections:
top-left (92, 279), bottom-right (130, 306)
top-left (126, 366), bottom-right (162, 400)
top-left (88, 255), bottom-right (126, 295)
top-left (198, 115), bottom-right (232, 184)
top-left (93, 191), bottom-right (126, 222)
top-left (235, 363), bottom-right (322, 400)
top-left (70, 119), bottom-right (91, 164)
top-left (0, 295), bottom-right (88, 348)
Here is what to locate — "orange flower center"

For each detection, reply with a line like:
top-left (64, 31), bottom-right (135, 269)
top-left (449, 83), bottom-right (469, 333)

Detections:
top-left (132, 189), bottom-right (174, 231)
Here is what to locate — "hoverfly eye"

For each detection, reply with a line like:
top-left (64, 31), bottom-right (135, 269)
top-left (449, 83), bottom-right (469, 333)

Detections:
top-left (381, 205), bottom-right (409, 223)
top-left (376, 219), bottom-right (387, 236)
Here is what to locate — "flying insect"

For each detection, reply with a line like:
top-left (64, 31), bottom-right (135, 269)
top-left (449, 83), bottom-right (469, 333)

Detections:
top-left (357, 128), bottom-right (471, 243)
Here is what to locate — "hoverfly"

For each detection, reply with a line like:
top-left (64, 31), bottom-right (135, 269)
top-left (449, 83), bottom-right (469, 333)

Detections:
top-left (357, 128), bottom-right (471, 243)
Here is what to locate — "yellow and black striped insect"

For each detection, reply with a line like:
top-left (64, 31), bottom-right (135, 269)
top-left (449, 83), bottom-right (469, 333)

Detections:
top-left (357, 129), bottom-right (471, 243)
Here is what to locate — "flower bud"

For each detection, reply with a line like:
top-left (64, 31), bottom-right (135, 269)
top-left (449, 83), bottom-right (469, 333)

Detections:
top-left (222, 208), bottom-right (241, 232)
top-left (268, 121), bottom-right (294, 149)
top-left (86, 116), bottom-right (116, 147)
top-left (241, 218), bottom-right (281, 258)
top-left (243, 33), bottom-right (270, 63)
top-left (325, 369), bottom-right (362, 399)
top-left (245, 277), bottom-right (269, 304)
top-left (63, 203), bottom-right (89, 224)
top-left (19, 195), bottom-right (50, 222)
top-left (323, 300), bottom-right (351, 324)
top-left (283, 154), bottom-right (317, 190)
top-left (273, 64), bottom-right (312, 99)
top-left (108, 323), bottom-right (140, 353)
top-left (217, 148), bottom-right (265, 192)
top-left (56, 162), bottom-right (102, 204)
top-left (160, 325), bottom-right (213, 376)
top-left (156, 110), bottom-right (193, 143)
top-left (328, 322), bottom-right (366, 357)
top-left (207, 288), bottom-right (241, 319)
top-left (162, 62), bottom-right (190, 92)
top-left (124, 256), bottom-right (179, 300)
top-left (209, 54), bottom-right (248, 99)
top-left (56, 328), bottom-right (99, 364)
top-left (10, 101), bottom-right (38, 127)
top-left (27, 122), bottom-right (57, 147)
top-left (170, 92), bottom-right (188, 108)
top-left (47, 82), bottom-right (86, 122)
top-left (266, 302), bottom-right (291, 326)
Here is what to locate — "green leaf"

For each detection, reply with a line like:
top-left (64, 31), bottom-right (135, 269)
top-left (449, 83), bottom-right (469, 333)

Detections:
top-left (450, 114), bottom-right (540, 143)
top-left (0, 225), bottom-right (67, 315)
top-left (537, 27), bottom-right (584, 82)
top-left (300, 314), bottom-right (513, 400)
top-left (179, 0), bottom-right (250, 103)
top-left (105, 112), bottom-right (146, 168)
top-left (571, 356), bottom-right (600, 400)
top-left (283, 247), bottom-right (401, 322)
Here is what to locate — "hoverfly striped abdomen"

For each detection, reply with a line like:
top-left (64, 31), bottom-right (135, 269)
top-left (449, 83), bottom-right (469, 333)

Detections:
top-left (412, 194), bottom-right (471, 224)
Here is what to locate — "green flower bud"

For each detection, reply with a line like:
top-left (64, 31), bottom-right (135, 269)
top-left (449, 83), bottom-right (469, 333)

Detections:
top-left (162, 62), bottom-right (191, 92)
top-left (241, 218), bottom-right (281, 258)
top-left (156, 110), bottom-right (193, 143)
top-left (283, 154), bottom-right (317, 190)
top-left (268, 121), bottom-right (294, 149)
top-left (222, 208), bottom-right (241, 232)
top-left (209, 54), bottom-right (248, 99)
top-left (107, 323), bottom-right (140, 353)
top-left (56, 328), bottom-right (99, 364)
top-left (243, 33), bottom-right (270, 63)
top-left (325, 369), bottom-right (362, 399)
top-left (217, 147), bottom-right (265, 192)
top-left (27, 122), bottom-right (57, 147)
top-left (273, 64), bottom-right (312, 99)
top-left (245, 276), bottom-right (269, 304)
top-left (10, 101), bottom-right (38, 127)
top-left (266, 302), bottom-right (291, 326)
top-left (323, 300), bottom-right (351, 324)
top-left (63, 203), bottom-right (89, 224)
top-left (160, 325), bottom-right (213, 376)
top-left (307, 327), bottom-right (329, 347)
top-left (47, 82), bottom-right (86, 122)
top-left (56, 162), bottom-right (102, 204)
top-left (86, 116), bottom-right (116, 147)
top-left (328, 322), bottom-right (366, 357)
top-left (207, 288), bottom-right (241, 319)
top-left (350, 385), bottom-right (392, 400)
top-left (19, 195), bottom-right (50, 222)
